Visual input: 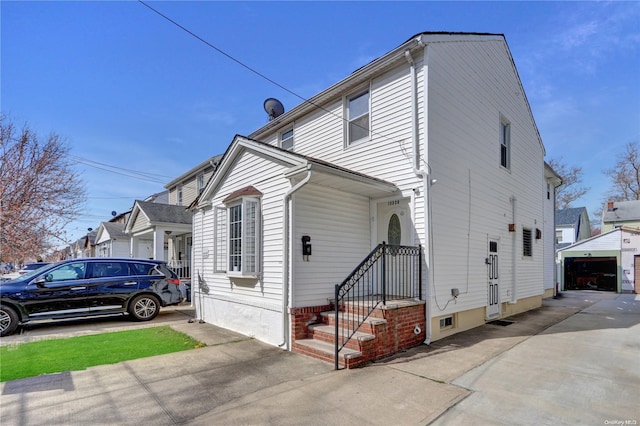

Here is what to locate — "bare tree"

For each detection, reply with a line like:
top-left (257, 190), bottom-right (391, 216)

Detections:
top-left (0, 115), bottom-right (86, 263)
top-left (547, 158), bottom-right (589, 210)
top-left (603, 142), bottom-right (640, 202)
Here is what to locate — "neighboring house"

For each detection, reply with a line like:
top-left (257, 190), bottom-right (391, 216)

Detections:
top-left (191, 32), bottom-right (549, 367)
top-left (555, 207), bottom-right (591, 249)
top-left (558, 227), bottom-right (640, 293)
top-left (123, 156), bottom-right (221, 279)
top-left (544, 163), bottom-right (563, 298)
top-left (94, 222), bottom-right (129, 258)
top-left (601, 200), bottom-right (640, 233)
top-left (70, 230), bottom-right (97, 258)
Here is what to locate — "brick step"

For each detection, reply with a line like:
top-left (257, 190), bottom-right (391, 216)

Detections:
top-left (292, 338), bottom-right (366, 369)
top-left (320, 311), bottom-right (387, 334)
top-left (308, 324), bottom-right (375, 351)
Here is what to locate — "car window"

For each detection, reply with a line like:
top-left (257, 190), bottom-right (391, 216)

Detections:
top-left (158, 264), bottom-right (178, 279)
top-left (45, 263), bottom-right (85, 282)
top-left (131, 262), bottom-right (155, 275)
top-left (88, 262), bottom-right (131, 278)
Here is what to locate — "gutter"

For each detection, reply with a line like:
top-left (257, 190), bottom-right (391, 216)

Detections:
top-left (405, 37), bottom-right (434, 345)
top-left (279, 166), bottom-right (313, 349)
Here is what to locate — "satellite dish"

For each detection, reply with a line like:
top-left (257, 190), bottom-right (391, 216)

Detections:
top-left (263, 98), bottom-right (285, 121)
top-left (111, 211), bottom-right (117, 217)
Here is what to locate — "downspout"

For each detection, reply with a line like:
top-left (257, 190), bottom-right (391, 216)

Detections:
top-left (405, 37), bottom-right (433, 345)
top-left (279, 166), bottom-right (313, 349)
top-left (510, 196), bottom-right (518, 303)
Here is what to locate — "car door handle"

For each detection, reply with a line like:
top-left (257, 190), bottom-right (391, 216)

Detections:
top-left (71, 287), bottom-right (86, 291)
top-left (124, 281), bottom-right (137, 285)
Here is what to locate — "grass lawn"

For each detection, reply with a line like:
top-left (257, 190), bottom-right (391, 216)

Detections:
top-left (0, 326), bottom-right (205, 382)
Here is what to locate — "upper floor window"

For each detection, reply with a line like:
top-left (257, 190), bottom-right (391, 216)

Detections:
top-left (281, 128), bottom-right (294, 151)
top-left (177, 184), bottom-right (183, 206)
top-left (347, 89), bottom-right (370, 145)
top-left (500, 116), bottom-right (511, 169)
top-left (197, 173), bottom-right (205, 194)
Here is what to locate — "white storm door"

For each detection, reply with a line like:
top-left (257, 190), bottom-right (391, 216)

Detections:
top-left (487, 239), bottom-right (501, 319)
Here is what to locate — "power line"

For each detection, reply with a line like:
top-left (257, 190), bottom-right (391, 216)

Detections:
top-left (137, 1), bottom-right (418, 161)
top-left (137, 1), bottom-right (367, 139)
top-left (69, 155), bottom-right (170, 184)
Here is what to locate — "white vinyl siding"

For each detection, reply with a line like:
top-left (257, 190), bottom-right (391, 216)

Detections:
top-left (214, 206), bottom-right (227, 272)
top-left (194, 35), bottom-right (547, 344)
top-left (195, 151), bottom-right (291, 337)
top-left (293, 184), bottom-right (371, 307)
top-left (426, 37), bottom-right (544, 312)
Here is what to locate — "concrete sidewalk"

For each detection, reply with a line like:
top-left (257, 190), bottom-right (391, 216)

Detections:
top-left (1, 291), bottom-right (636, 425)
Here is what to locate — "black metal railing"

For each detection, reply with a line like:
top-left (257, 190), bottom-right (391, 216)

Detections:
top-left (334, 243), bottom-right (422, 369)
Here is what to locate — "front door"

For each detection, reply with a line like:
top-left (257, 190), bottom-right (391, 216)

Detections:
top-left (487, 239), bottom-right (501, 319)
top-left (377, 198), bottom-right (410, 246)
top-left (376, 198), bottom-right (411, 297)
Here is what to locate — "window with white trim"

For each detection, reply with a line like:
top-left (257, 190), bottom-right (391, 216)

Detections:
top-left (280, 128), bottom-right (294, 151)
top-left (346, 89), bottom-right (370, 145)
top-left (177, 184), bottom-right (183, 206)
top-left (197, 173), bottom-right (205, 194)
top-left (500, 116), bottom-right (511, 169)
top-left (215, 194), bottom-right (261, 276)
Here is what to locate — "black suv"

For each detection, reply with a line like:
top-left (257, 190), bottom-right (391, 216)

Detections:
top-left (0, 258), bottom-right (183, 336)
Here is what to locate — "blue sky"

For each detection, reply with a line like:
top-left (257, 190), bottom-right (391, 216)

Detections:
top-left (2, 1), bottom-right (639, 245)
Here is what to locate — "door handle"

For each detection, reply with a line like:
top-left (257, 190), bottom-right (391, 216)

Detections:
top-left (71, 287), bottom-right (86, 291)
top-left (124, 281), bottom-right (137, 285)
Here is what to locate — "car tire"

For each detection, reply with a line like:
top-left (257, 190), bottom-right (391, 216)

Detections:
top-left (129, 295), bottom-right (160, 321)
top-left (0, 305), bottom-right (19, 337)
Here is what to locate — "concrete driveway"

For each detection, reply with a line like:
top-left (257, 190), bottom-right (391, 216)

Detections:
top-left (1, 291), bottom-right (638, 425)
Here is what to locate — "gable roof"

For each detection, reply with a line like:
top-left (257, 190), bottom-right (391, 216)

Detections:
top-left (98, 222), bottom-right (127, 240)
top-left (248, 32), bottom-right (543, 156)
top-left (602, 200), bottom-right (640, 223)
top-left (195, 135), bottom-right (398, 208)
top-left (558, 226), bottom-right (640, 252)
top-left (556, 207), bottom-right (587, 227)
top-left (164, 155), bottom-right (223, 190)
top-left (125, 200), bottom-right (192, 233)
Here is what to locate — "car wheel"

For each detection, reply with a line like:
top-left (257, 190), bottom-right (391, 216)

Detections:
top-left (0, 305), bottom-right (19, 337)
top-left (129, 295), bottom-right (160, 321)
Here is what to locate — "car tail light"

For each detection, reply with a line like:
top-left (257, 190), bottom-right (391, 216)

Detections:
top-left (167, 278), bottom-right (180, 285)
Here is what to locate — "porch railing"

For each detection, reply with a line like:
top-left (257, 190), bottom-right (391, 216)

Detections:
top-left (334, 242), bottom-right (422, 369)
top-left (168, 259), bottom-right (190, 280)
